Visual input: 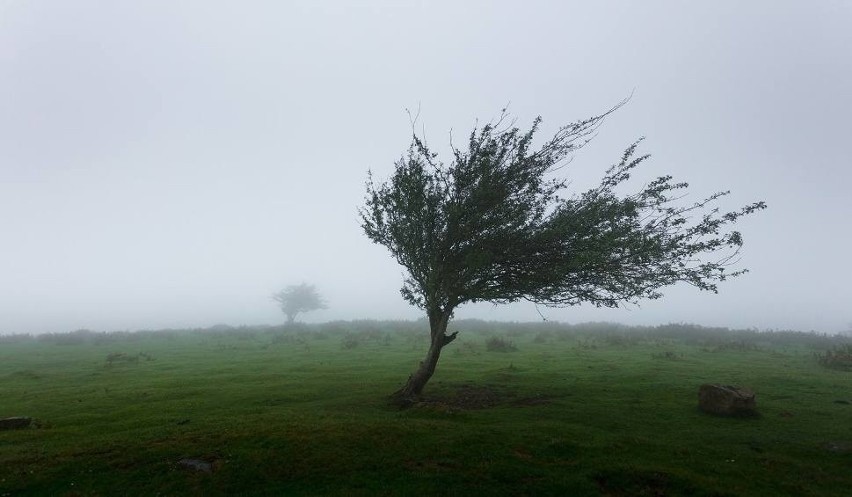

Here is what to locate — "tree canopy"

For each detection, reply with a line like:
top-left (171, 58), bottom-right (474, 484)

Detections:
top-left (272, 283), bottom-right (327, 324)
top-left (360, 106), bottom-right (766, 401)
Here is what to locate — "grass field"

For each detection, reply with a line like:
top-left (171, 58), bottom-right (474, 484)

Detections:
top-left (1, 321), bottom-right (850, 496)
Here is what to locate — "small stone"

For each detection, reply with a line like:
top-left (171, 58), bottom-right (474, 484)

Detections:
top-left (824, 442), bottom-right (850, 454)
top-left (177, 458), bottom-right (213, 473)
top-left (0, 417), bottom-right (32, 430)
top-left (698, 384), bottom-right (757, 416)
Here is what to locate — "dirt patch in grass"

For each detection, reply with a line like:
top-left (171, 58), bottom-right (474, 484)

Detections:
top-left (450, 384), bottom-right (505, 409)
top-left (594, 468), bottom-right (727, 497)
top-left (403, 458), bottom-right (458, 473)
top-left (419, 383), bottom-right (553, 410)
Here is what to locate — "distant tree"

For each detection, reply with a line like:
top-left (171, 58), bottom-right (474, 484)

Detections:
top-left (272, 283), bottom-right (327, 324)
top-left (360, 104), bottom-right (766, 403)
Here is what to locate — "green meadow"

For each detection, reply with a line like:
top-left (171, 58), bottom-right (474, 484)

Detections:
top-left (1, 321), bottom-right (850, 496)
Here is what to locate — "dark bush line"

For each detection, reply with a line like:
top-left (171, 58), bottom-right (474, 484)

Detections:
top-left (105, 351), bottom-right (155, 366)
top-left (3, 320), bottom-right (849, 350)
top-left (340, 330), bottom-right (393, 349)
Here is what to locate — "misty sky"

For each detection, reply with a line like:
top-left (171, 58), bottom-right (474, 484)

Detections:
top-left (1, 1), bottom-right (850, 334)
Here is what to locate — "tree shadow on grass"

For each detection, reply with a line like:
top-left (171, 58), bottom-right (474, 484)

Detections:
top-left (408, 383), bottom-right (554, 411)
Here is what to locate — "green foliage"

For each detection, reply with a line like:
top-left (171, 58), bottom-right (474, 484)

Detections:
top-left (816, 344), bottom-right (852, 371)
top-left (341, 332), bottom-right (361, 349)
top-left (271, 283), bottom-right (327, 324)
top-left (651, 350), bottom-right (681, 360)
top-left (708, 339), bottom-right (760, 353)
top-left (105, 352), bottom-right (154, 366)
top-left (361, 106), bottom-right (766, 314)
top-left (340, 328), bottom-right (394, 350)
top-left (485, 336), bottom-right (518, 352)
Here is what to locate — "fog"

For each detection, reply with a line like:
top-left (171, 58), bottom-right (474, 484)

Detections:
top-left (1, 1), bottom-right (850, 335)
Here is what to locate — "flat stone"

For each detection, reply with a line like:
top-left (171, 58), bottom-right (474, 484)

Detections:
top-left (177, 458), bottom-right (213, 473)
top-left (698, 384), bottom-right (757, 416)
top-left (0, 417), bottom-right (32, 430)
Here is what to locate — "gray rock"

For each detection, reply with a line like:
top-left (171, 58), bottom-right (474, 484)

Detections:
top-left (824, 441), bottom-right (850, 454)
top-left (0, 417), bottom-right (32, 430)
top-left (698, 384), bottom-right (757, 416)
top-left (177, 458), bottom-right (213, 473)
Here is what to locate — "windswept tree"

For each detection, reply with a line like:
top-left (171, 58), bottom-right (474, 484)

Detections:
top-left (272, 283), bottom-right (327, 324)
top-left (360, 105), bottom-right (766, 403)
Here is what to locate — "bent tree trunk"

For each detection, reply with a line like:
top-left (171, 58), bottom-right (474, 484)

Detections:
top-left (392, 308), bottom-right (458, 405)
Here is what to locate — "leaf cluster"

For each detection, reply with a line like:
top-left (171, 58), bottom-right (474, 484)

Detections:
top-left (361, 107), bottom-right (765, 313)
top-left (272, 283), bottom-right (327, 321)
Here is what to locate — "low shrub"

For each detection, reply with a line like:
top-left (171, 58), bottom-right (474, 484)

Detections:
top-left (270, 333), bottom-right (304, 345)
top-left (603, 334), bottom-right (643, 346)
top-left (651, 350), bottom-right (680, 360)
top-left (39, 329), bottom-right (99, 345)
top-left (0, 334), bottom-right (34, 344)
top-left (575, 339), bottom-right (598, 350)
top-left (105, 352), bottom-right (154, 366)
top-left (486, 336), bottom-right (517, 352)
top-left (341, 333), bottom-right (361, 349)
top-left (453, 340), bottom-right (480, 356)
top-left (704, 340), bottom-right (759, 352)
top-left (815, 344), bottom-right (852, 371)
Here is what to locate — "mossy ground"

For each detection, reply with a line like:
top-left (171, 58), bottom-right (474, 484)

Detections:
top-left (1, 322), bottom-right (850, 496)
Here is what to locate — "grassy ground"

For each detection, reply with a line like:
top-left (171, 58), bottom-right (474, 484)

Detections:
top-left (1, 321), bottom-right (850, 496)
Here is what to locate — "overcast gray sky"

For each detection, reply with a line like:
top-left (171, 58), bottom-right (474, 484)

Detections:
top-left (1, 1), bottom-right (850, 334)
